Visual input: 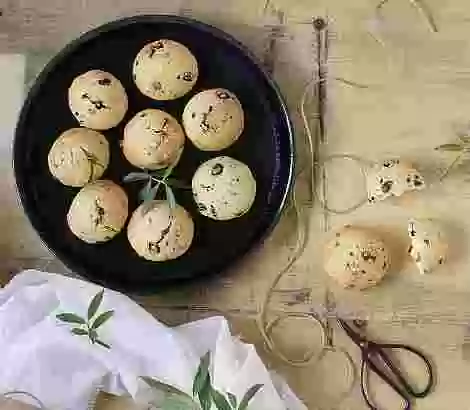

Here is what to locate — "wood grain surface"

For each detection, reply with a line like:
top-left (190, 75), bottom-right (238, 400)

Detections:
top-left (1, 0), bottom-right (470, 408)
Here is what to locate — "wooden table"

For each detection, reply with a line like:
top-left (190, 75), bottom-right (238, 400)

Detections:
top-left (1, 0), bottom-right (470, 408)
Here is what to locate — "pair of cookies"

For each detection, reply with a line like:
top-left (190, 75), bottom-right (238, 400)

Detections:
top-left (324, 221), bottom-right (448, 291)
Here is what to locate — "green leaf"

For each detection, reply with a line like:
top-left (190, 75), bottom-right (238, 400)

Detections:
top-left (238, 384), bottom-right (263, 410)
top-left (165, 184), bottom-right (177, 209)
top-left (192, 352), bottom-right (211, 397)
top-left (91, 310), bottom-right (114, 329)
top-left (198, 382), bottom-right (212, 410)
top-left (123, 172), bottom-right (150, 183)
top-left (71, 327), bottom-right (89, 336)
top-left (435, 143), bottom-right (463, 152)
top-left (227, 392), bottom-right (237, 409)
top-left (95, 339), bottom-right (111, 349)
top-left (141, 377), bottom-right (194, 400)
top-left (56, 313), bottom-right (86, 325)
top-left (211, 388), bottom-right (232, 410)
top-left (139, 179), bottom-right (154, 203)
top-left (87, 289), bottom-right (104, 320)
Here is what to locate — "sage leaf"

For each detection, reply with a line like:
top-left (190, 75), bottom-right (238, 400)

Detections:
top-left (435, 143), bottom-right (463, 152)
top-left (87, 289), bottom-right (104, 320)
top-left (139, 179), bottom-right (154, 203)
top-left (165, 184), bottom-right (177, 209)
top-left (57, 313), bottom-right (86, 325)
top-left (227, 392), bottom-right (237, 408)
top-left (141, 377), bottom-right (196, 403)
top-left (123, 172), bottom-right (150, 182)
top-left (192, 352), bottom-right (211, 397)
top-left (198, 382), bottom-right (212, 410)
top-left (95, 339), bottom-right (111, 349)
top-left (211, 388), bottom-right (232, 410)
top-left (91, 310), bottom-right (114, 329)
top-left (71, 327), bottom-right (88, 336)
top-left (238, 384), bottom-right (263, 410)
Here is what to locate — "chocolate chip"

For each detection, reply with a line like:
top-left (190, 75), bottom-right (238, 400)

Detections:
top-left (211, 163), bottom-right (224, 176)
top-left (438, 257), bottom-right (444, 265)
top-left (208, 105), bottom-right (213, 113)
top-left (408, 245), bottom-right (413, 253)
top-left (152, 81), bottom-right (162, 92)
top-left (210, 204), bottom-right (218, 217)
top-left (182, 72), bottom-right (193, 82)
top-left (191, 112), bottom-right (196, 118)
top-left (197, 203), bottom-right (207, 213)
top-left (216, 90), bottom-right (230, 100)
top-left (140, 112), bottom-right (147, 118)
top-left (81, 93), bottom-right (89, 99)
top-left (98, 78), bottom-right (111, 86)
top-left (381, 180), bottom-right (393, 194)
top-left (147, 241), bottom-right (161, 254)
top-left (74, 111), bottom-right (80, 116)
top-left (414, 179), bottom-right (423, 187)
top-left (424, 239), bottom-right (430, 247)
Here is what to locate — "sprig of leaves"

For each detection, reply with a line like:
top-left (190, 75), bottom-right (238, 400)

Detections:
top-left (435, 135), bottom-right (470, 181)
top-left (56, 289), bottom-right (113, 349)
top-left (123, 166), bottom-right (189, 210)
top-left (142, 352), bottom-right (263, 410)
top-left (192, 352), bottom-right (263, 410)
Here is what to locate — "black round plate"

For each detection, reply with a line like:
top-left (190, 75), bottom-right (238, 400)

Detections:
top-left (14, 15), bottom-right (294, 294)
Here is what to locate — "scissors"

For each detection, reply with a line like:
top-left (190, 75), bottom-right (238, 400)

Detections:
top-left (337, 318), bottom-right (434, 410)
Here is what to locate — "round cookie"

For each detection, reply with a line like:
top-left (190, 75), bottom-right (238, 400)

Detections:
top-left (183, 88), bottom-right (244, 151)
top-left (69, 70), bottom-right (128, 130)
top-left (127, 200), bottom-right (194, 261)
top-left (192, 156), bottom-right (256, 220)
top-left (122, 109), bottom-right (185, 170)
top-left (48, 128), bottom-right (109, 187)
top-left (324, 226), bottom-right (391, 290)
top-left (133, 39), bottom-right (198, 100)
top-left (67, 180), bottom-right (128, 244)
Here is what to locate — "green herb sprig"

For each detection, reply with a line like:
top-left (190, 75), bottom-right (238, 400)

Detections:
top-left (56, 289), bottom-right (114, 349)
top-left (142, 352), bottom-right (263, 410)
top-left (435, 135), bottom-right (470, 181)
top-left (123, 166), bottom-right (189, 209)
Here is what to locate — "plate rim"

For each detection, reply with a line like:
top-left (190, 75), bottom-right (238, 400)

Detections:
top-left (13, 14), bottom-right (296, 294)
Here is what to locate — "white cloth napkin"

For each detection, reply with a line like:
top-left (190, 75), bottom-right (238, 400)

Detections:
top-left (0, 270), bottom-right (306, 410)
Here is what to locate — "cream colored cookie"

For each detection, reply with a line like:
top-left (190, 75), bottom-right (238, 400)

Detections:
top-left (67, 180), bottom-right (128, 244)
top-left (48, 128), bottom-right (109, 187)
top-left (127, 200), bottom-right (194, 261)
top-left (183, 88), bottom-right (244, 151)
top-left (408, 219), bottom-right (448, 274)
top-left (324, 226), bottom-right (391, 290)
top-left (133, 39), bottom-right (198, 100)
top-left (122, 109), bottom-right (185, 170)
top-left (366, 159), bottom-right (425, 203)
top-left (192, 156), bottom-right (256, 220)
top-left (69, 70), bottom-right (128, 130)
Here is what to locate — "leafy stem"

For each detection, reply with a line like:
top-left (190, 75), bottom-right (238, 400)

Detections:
top-left (56, 289), bottom-right (114, 349)
top-left (123, 165), bottom-right (189, 210)
top-left (142, 352), bottom-right (263, 410)
top-left (435, 136), bottom-right (470, 182)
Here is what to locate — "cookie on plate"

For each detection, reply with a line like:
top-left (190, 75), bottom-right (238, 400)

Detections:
top-left (69, 70), bottom-right (128, 130)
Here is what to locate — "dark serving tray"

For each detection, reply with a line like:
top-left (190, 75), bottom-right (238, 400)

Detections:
top-left (14, 15), bottom-right (294, 294)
